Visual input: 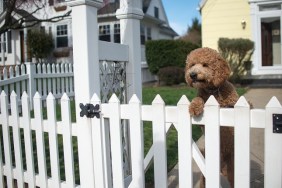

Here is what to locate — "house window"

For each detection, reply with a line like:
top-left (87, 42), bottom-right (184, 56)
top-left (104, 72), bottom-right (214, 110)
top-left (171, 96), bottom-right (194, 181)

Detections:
top-left (114, 24), bottom-right (120, 43)
top-left (154, 7), bottom-right (159, 19)
top-left (99, 25), bottom-right (111, 42)
top-left (56, 24), bottom-right (68, 48)
top-left (147, 27), bottom-right (152, 41)
top-left (140, 25), bottom-right (145, 45)
top-left (0, 31), bottom-right (12, 54)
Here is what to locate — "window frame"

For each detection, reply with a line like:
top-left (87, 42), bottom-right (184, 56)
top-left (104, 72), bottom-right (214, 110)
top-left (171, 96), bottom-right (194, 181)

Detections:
top-left (56, 24), bottom-right (69, 48)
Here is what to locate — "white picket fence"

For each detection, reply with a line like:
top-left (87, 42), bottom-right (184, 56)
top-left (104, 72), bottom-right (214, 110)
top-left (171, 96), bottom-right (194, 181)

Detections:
top-left (0, 91), bottom-right (281, 188)
top-left (0, 63), bottom-right (74, 106)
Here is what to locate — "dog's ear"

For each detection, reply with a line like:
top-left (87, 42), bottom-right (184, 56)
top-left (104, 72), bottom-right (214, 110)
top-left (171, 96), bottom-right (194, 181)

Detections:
top-left (213, 57), bottom-right (231, 87)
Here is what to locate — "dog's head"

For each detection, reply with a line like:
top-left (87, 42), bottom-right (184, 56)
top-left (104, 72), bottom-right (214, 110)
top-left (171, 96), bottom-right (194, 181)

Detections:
top-left (185, 47), bottom-right (230, 89)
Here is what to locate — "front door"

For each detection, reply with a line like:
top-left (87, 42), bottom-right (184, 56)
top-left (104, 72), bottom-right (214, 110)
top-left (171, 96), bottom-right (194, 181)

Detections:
top-left (260, 17), bottom-right (281, 67)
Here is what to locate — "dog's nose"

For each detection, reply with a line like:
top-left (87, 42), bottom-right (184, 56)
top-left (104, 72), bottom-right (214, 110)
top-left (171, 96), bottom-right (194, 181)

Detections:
top-left (190, 72), bottom-right (197, 80)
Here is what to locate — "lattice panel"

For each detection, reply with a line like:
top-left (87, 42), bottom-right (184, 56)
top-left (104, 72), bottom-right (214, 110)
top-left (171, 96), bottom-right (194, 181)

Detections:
top-left (100, 61), bottom-right (127, 103)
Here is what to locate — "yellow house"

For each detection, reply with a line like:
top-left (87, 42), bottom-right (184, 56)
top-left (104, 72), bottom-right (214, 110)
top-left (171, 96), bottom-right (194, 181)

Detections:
top-left (200, 0), bottom-right (252, 49)
top-left (200, 0), bottom-right (282, 77)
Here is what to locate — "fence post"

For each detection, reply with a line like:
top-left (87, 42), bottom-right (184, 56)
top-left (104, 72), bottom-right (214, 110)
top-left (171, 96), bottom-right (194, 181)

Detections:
top-left (116, 0), bottom-right (144, 101)
top-left (25, 62), bottom-right (35, 109)
top-left (68, 0), bottom-right (103, 187)
top-left (264, 97), bottom-right (282, 187)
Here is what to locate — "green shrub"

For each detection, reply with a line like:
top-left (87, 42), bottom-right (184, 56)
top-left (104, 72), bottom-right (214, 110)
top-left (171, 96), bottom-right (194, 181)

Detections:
top-left (145, 40), bottom-right (199, 74)
top-left (218, 38), bottom-right (254, 83)
top-left (27, 29), bottom-right (54, 63)
top-left (157, 66), bottom-right (185, 85)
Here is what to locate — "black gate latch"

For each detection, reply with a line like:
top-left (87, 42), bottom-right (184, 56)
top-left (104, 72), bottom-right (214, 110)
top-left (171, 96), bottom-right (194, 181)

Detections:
top-left (79, 103), bottom-right (100, 118)
top-left (273, 114), bottom-right (282, 133)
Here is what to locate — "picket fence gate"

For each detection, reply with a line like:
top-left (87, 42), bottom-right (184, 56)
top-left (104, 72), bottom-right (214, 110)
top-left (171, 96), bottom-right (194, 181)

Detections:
top-left (0, 91), bottom-right (281, 188)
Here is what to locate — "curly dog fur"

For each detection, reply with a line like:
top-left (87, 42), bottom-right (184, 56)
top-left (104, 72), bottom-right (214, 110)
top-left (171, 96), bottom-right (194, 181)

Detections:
top-left (185, 47), bottom-right (239, 188)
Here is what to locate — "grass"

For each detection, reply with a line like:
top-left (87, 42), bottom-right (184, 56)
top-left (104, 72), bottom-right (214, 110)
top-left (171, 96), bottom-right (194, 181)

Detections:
top-left (1, 85), bottom-right (247, 186)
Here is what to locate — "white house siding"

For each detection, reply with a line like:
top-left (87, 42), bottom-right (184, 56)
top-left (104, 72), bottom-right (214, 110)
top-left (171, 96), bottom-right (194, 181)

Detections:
top-left (146, 0), bottom-right (169, 23)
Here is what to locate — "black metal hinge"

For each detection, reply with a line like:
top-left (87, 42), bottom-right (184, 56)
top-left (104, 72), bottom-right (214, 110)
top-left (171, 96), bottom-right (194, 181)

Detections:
top-left (79, 103), bottom-right (100, 119)
top-left (273, 114), bottom-right (282, 133)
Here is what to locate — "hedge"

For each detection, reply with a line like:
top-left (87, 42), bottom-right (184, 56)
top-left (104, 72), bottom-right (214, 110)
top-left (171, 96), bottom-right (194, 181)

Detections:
top-left (145, 40), bottom-right (199, 74)
top-left (218, 38), bottom-right (254, 83)
top-left (27, 29), bottom-right (54, 63)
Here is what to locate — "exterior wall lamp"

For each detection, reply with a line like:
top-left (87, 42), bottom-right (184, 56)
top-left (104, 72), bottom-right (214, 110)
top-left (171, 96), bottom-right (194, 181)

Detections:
top-left (241, 20), bottom-right (246, 29)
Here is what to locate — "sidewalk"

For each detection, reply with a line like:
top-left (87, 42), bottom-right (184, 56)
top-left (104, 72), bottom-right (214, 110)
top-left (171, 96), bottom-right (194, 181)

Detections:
top-left (167, 88), bottom-right (282, 188)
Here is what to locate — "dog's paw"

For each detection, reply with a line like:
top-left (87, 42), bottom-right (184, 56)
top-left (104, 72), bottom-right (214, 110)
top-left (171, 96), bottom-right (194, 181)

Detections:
top-left (189, 97), bottom-right (205, 117)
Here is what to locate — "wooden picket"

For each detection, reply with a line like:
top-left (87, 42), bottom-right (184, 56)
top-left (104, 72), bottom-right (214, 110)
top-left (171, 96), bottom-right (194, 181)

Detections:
top-left (0, 92), bottom-right (281, 187)
top-left (22, 92), bottom-right (36, 187)
top-left (11, 92), bottom-right (24, 188)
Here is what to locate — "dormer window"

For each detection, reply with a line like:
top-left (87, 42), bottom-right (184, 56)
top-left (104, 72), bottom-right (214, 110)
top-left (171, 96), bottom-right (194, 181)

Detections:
top-left (154, 7), bottom-right (159, 19)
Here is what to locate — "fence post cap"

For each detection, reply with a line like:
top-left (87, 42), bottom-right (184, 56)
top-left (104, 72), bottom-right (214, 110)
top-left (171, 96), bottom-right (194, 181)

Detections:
top-left (152, 94), bottom-right (164, 105)
top-left (33, 92), bottom-right (42, 99)
top-left (11, 91), bottom-right (17, 97)
top-left (91, 93), bottom-right (101, 103)
top-left (67, 0), bottom-right (103, 8)
top-left (47, 92), bottom-right (55, 100)
top-left (235, 96), bottom-right (249, 107)
top-left (177, 95), bottom-right (190, 105)
top-left (22, 91), bottom-right (29, 98)
top-left (109, 94), bottom-right (120, 103)
top-left (129, 94), bottom-right (140, 103)
top-left (0, 90), bottom-right (7, 96)
top-left (266, 96), bottom-right (281, 108)
top-left (205, 95), bottom-right (219, 106)
top-left (61, 93), bottom-right (70, 101)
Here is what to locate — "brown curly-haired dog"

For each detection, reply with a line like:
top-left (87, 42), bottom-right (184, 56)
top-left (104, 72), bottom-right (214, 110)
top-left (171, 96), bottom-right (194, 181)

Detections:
top-left (185, 47), bottom-right (239, 188)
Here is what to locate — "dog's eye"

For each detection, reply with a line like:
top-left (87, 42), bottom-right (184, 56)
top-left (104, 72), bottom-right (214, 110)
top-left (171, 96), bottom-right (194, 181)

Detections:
top-left (203, 63), bottom-right (208, 67)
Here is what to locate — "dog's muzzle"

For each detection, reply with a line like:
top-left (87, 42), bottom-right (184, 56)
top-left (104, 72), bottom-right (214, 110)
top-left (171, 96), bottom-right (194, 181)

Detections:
top-left (190, 72), bottom-right (197, 80)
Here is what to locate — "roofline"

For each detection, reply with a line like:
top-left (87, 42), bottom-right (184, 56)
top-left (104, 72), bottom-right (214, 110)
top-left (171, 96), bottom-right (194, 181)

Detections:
top-left (198, 0), bottom-right (207, 11)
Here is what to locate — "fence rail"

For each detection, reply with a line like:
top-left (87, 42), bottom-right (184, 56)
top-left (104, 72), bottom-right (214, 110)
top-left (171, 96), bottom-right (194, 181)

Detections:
top-left (0, 92), bottom-right (281, 188)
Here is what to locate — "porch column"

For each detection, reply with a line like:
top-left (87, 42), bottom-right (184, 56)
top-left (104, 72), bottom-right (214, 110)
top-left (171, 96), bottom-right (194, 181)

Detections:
top-left (1, 34), bottom-right (5, 66)
top-left (24, 27), bottom-right (28, 62)
top-left (116, 0), bottom-right (144, 101)
top-left (68, 0), bottom-right (103, 187)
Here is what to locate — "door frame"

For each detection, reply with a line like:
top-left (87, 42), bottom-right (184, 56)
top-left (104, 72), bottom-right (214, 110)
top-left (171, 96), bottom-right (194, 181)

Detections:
top-left (250, 0), bottom-right (282, 75)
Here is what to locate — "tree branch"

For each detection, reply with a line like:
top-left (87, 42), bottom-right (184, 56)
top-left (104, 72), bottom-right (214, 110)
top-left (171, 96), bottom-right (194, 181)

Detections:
top-left (0, 0), bottom-right (72, 35)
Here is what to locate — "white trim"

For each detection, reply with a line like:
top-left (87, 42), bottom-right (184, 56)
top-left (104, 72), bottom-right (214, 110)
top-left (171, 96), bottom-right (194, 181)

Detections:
top-left (250, 0), bottom-right (282, 75)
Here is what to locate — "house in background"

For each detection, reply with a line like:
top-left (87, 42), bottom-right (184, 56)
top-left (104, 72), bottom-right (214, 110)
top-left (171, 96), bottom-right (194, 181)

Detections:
top-left (199, 0), bottom-right (282, 85)
top-left (0, 0), bottom-right (177, 65)
top-left (97, 0), bottom-right (178, 82)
